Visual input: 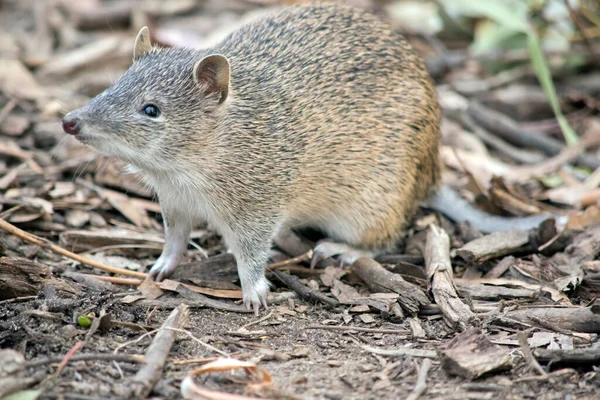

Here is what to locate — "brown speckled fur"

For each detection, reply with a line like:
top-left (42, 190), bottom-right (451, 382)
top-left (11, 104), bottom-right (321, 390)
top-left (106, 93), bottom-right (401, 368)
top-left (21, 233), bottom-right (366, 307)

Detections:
top-left (63, 2), bottom-right (441, 309)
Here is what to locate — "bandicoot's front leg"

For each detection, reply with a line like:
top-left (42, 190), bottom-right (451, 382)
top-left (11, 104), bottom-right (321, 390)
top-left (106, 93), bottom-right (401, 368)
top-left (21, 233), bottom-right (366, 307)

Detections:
top-left (148, 208), bottom-right (191, 281)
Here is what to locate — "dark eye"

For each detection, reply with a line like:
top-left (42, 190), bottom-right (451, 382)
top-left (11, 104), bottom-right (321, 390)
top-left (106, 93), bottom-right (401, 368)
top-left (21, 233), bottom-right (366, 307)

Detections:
top-left (142, 104), bottom-right (160, 118)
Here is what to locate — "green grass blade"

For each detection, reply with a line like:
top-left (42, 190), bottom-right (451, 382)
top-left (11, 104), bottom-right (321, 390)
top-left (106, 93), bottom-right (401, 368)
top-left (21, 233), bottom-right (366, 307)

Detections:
top-left (526, 32), bottom-right (578, 145)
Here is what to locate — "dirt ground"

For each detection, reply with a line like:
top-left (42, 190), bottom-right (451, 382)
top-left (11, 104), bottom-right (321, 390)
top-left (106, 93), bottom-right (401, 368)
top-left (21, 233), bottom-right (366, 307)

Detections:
top-left (1, 0), bottom-right (600, 399)
top-left (3, 292), bottom-right (599, 400)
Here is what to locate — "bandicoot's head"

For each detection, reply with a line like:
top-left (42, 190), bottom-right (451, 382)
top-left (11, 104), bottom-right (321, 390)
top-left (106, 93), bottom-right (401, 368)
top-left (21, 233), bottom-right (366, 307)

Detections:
top-left (61, 27), bottom-right (230, 170)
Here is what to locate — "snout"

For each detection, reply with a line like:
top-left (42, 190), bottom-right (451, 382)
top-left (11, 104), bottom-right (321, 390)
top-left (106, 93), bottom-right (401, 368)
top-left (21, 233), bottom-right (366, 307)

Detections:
top-left (62, 113), bottom-right (81, 135)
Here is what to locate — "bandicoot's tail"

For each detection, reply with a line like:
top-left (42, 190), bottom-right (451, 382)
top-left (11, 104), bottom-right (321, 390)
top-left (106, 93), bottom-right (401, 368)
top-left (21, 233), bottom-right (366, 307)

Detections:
top-left (427, 184), bottom-right (564, 233)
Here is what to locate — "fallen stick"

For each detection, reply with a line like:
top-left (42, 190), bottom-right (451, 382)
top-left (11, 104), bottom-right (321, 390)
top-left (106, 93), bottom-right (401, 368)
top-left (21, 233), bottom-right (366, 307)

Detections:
top-left (518, 330), bottom-right (547, 377)
top-left (361, 345), bottom-right (437, 358)
top-left (305, 324), bottom-right (410, 335)
top-left (25, 353), bottom-right (145, 369)
top-left (533, 347), bottom-right (600, 366)
top-left (0, 217), bottom-right (311, 284)
top-left (266, 250), bottom-right (313, 270)
top-left (0, 218), bottom-right (146, 278)
top-left (406, 359), bottom-right (432, 400)
top-left (127, 303), bottom-right (190, 398)
top-left (468, 101), bottom-right (600, 170)
top-left (424, 224), bottom-right (477, 330)
top-left (506, 306), bottom-right (600, 333)
top-left (270, 269), bottom-right (339, 308)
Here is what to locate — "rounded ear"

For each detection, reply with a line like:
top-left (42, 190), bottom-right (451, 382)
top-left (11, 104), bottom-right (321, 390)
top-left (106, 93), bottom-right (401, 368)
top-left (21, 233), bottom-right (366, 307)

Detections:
top-left (193, 54), bottom-right (230, 104)
top-left (133, 26), bottom-right (152, 61)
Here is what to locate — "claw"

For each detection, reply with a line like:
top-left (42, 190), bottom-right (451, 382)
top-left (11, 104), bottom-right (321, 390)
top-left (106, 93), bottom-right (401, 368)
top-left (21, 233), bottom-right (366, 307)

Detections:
top-left (312, 240), bottom-right (375, 269)
top-left (310, 251), bottom-right (324, 269)
top-left (156, 270), bottom-right (167, 282)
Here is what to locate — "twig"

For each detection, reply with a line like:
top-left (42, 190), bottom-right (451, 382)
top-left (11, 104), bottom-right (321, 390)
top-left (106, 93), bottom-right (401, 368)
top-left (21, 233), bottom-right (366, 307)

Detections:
top-left (506, 131), bottom-right (600, 182)
top-left (81, 274), bottom-right (142, 285)
top-left (468, 101), bottom-right (600, 170)
top-left (517, 330), bottom-right (548, 378)
top-left (0, 217), bottom-right (147, 278)
top-left (270, 269), bottom-right (339, 307)
top-left (161, 328), bottom-right (229, 357)
top-left (460, 113), bottom-right (543, 165)
top-left (56, 341), bottom-right (84, 376)
top-left (266, 250), bottom-right (313, 270)
top-left (306, 324), bottom-right (410, 335)
top-left (0, 295), bottom-right (37, 305)
top-left (241, 310), bottom-right (274, 330)
top-left (25, 353), bottom-right (145, 368)
top-left (406, 359), bottom-right (432, 400)
top-left (361, 345), bottom-right (437, 358)
top-left (127, 304), bottom-right (190, 398)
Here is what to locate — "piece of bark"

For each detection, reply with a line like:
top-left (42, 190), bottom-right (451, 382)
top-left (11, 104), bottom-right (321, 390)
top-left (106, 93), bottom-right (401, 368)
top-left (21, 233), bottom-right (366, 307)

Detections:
top-left (127, 304), bottom-right (190, 398)
top-left (384, 261), bottom-right (427, 280)
top-left (424, 225), bottom-right (477, 330)
top-left (455, 280), bottom-right (536, 301)
top-left (441, 328), bottom-right (512, 379)
top-left (270, 269), bottom-right (338, 308)
top-left (375, 254), bottom-right (424, 265)
top-left (0, 257), bottom-right (80, 300)
top-left (170, 253), bottom-right (239, 286)
top-left (350, 258), bottom-right (430, 315)
top-left (483, 256), bottom-right (515, 279)
top-left (505, 306), bottom-right (600, 333)
top-left (175, 285), bottom-right (250, 313)
top-left (59, 229), bottom-right (164, 256)
top-left (532, 347), bottom-right (600, 368)
top-left (455, 230), bottom-right (531, 264)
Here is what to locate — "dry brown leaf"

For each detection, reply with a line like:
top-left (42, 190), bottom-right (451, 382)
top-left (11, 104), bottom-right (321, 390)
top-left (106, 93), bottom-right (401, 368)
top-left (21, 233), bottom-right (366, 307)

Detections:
top-left (137, 278), bottom-right (164, 300)
top-left (159, 279), bottom-right (243, 299)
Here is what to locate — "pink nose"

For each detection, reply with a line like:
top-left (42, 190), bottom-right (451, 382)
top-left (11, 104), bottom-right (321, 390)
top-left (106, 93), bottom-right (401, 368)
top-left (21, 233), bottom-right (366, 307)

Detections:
top-left (62, 116), bottom-right (81, 135)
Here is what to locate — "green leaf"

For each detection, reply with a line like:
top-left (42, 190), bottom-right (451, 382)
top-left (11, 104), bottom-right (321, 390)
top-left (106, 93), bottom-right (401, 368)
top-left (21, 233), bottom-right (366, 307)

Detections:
top-left (526, 32), bottom-right (578, 145)
top-left (77, 315), bottom-right (93, 328)
top-left (0, 390), bottom-right (42, 400)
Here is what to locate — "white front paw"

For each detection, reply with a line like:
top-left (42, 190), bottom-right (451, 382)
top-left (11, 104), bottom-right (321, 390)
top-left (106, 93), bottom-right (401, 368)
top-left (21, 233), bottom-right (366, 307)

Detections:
top-left (148, 252), bottom-right (180, 281)
top-left (242, 276), bottom-right (270, 314)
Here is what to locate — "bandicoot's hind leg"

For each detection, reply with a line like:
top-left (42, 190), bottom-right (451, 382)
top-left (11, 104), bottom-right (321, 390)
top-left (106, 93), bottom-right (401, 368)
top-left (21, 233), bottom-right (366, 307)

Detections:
top-left (310, 240), bottom-right (376, 268)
